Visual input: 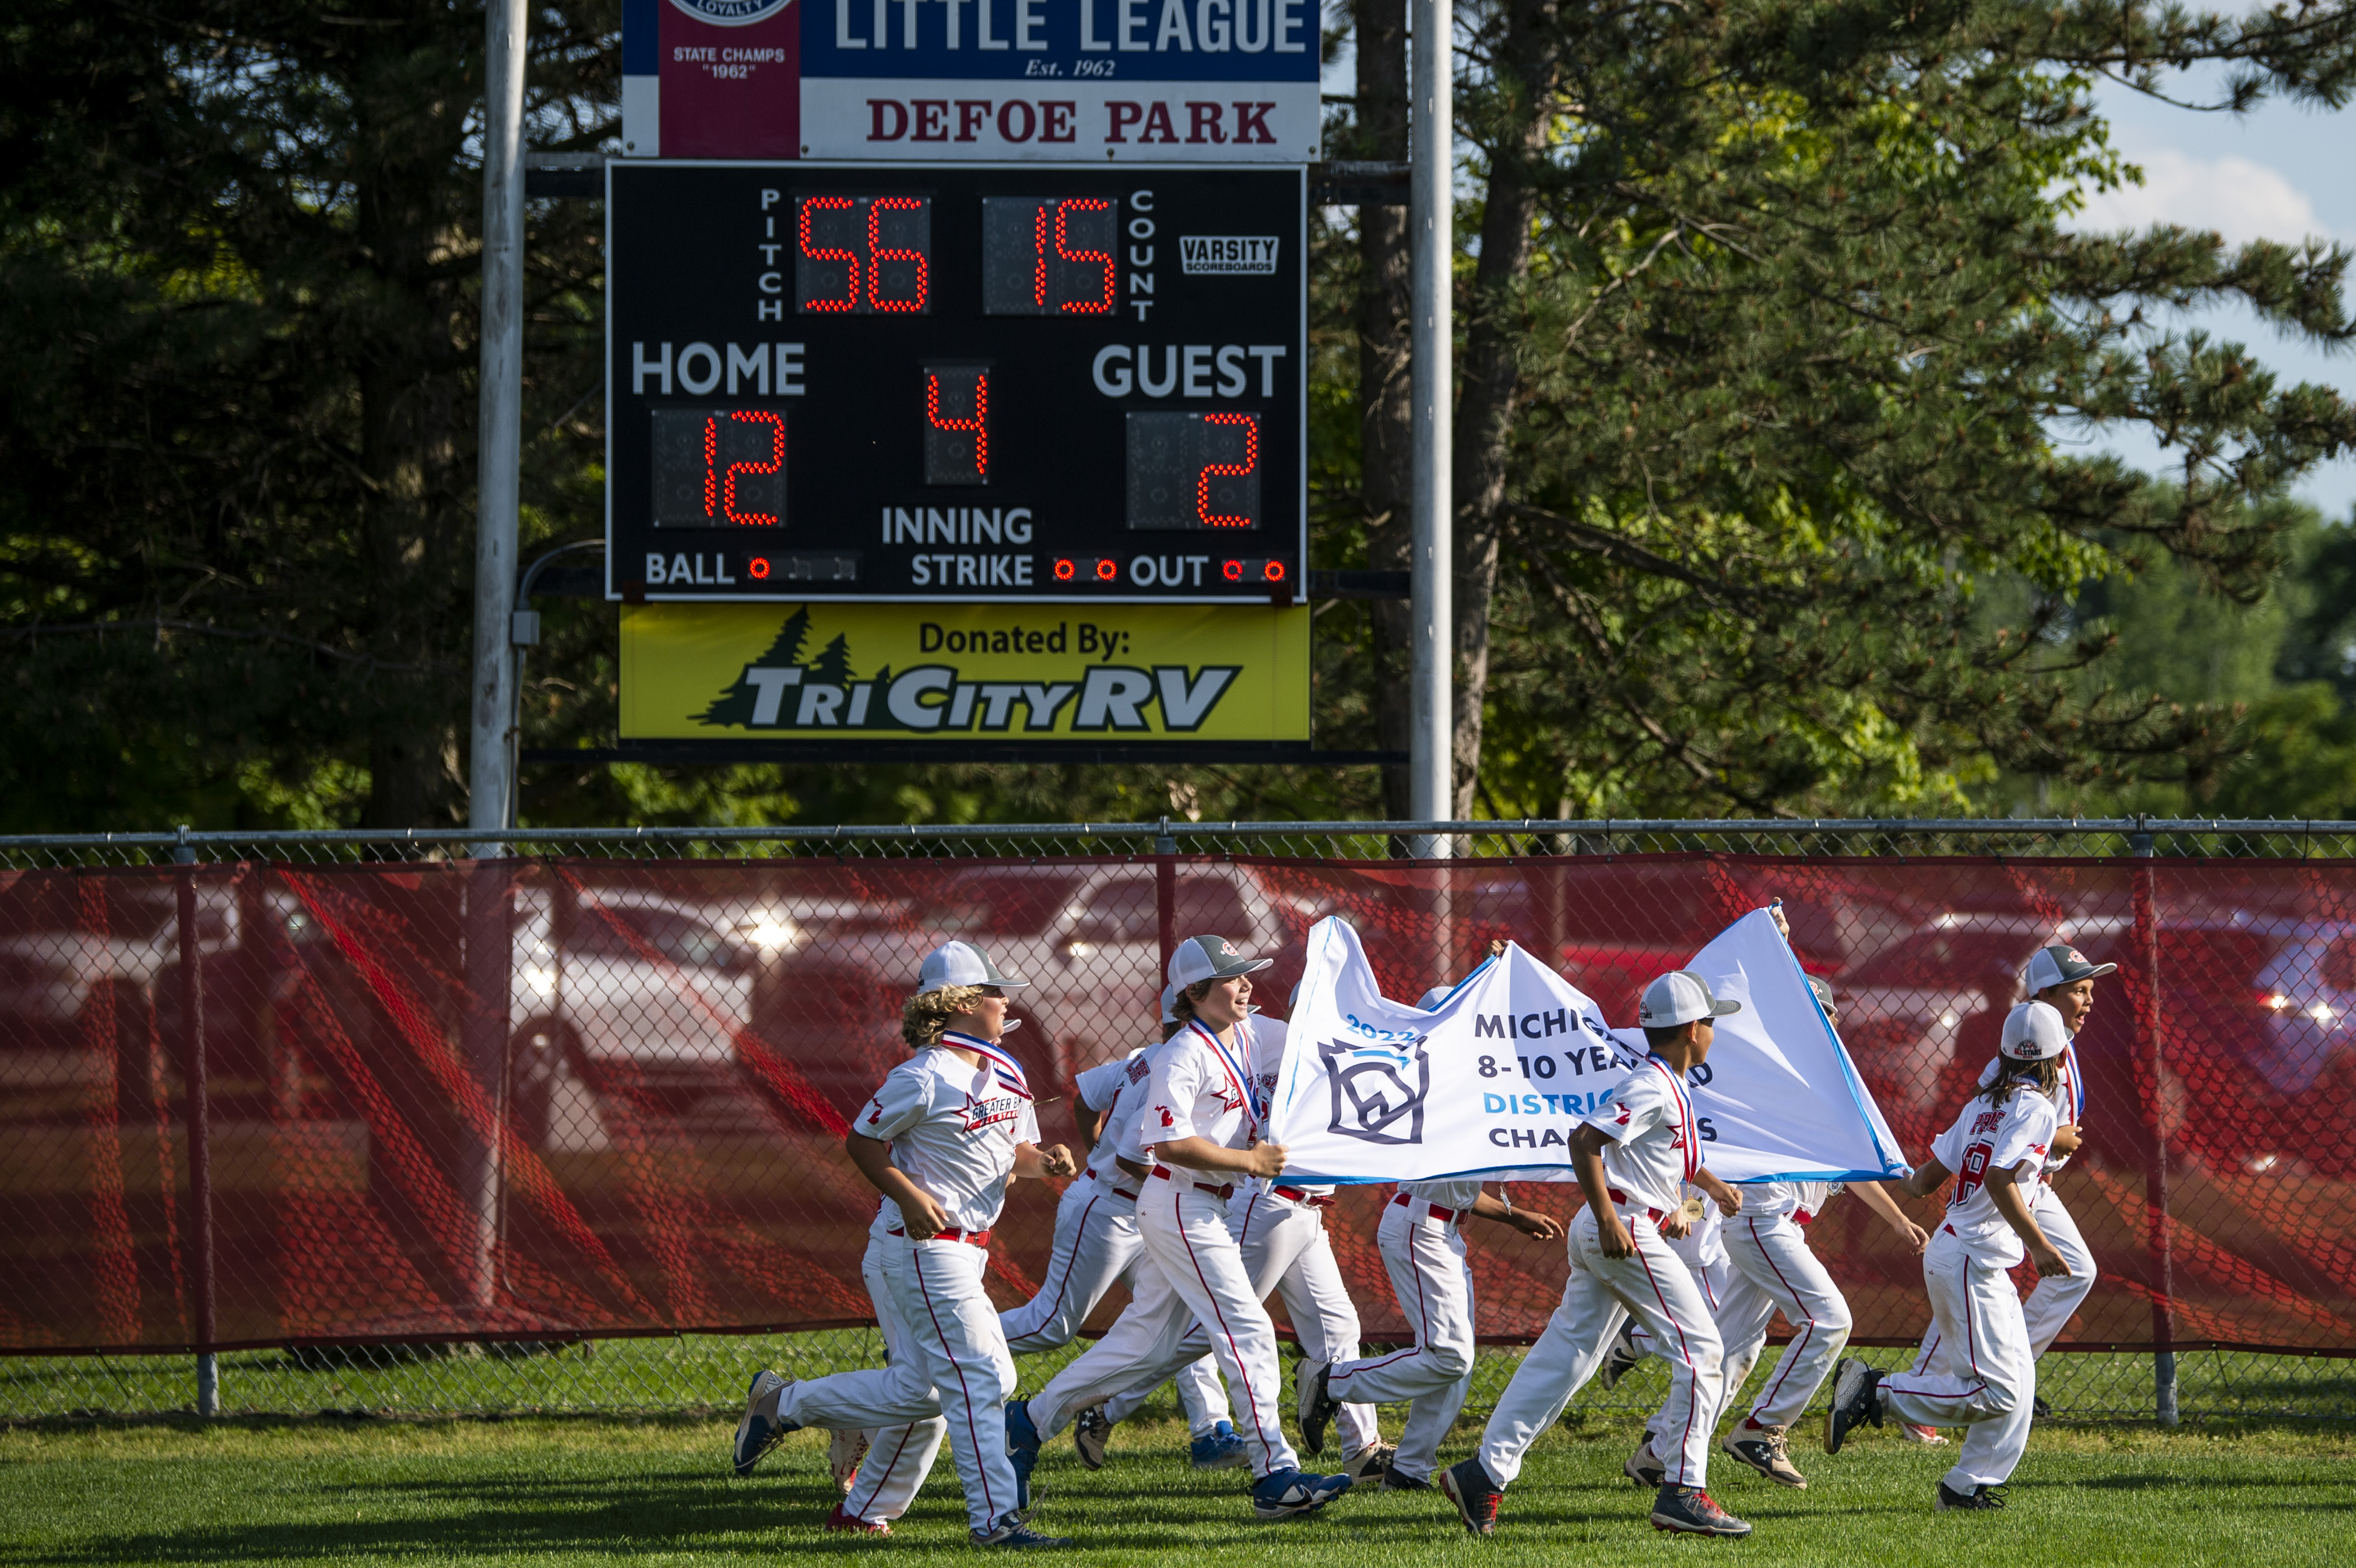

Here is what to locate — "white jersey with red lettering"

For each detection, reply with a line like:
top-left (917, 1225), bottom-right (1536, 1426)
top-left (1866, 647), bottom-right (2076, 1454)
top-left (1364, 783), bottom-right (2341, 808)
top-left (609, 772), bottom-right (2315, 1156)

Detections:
top-left (1588, 1054), bottom-right (1703, 1216)
top-left (854, 1032), bottom-right (1039, 1238)
top-left (1927, 1085), bottom-right (2060, 1267)
top-left (1975, 1042), bottom-right (2081, 1174)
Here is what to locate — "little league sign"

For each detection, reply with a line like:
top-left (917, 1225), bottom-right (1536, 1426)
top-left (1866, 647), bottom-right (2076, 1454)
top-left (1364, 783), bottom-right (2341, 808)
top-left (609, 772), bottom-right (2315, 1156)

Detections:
top-left (623, 0), bottom-right (1321, 161)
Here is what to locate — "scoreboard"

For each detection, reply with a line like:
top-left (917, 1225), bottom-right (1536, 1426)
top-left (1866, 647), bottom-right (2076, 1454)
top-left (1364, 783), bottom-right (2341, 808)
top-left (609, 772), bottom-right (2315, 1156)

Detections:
top-left (605, 160), bottom-right (1306, 603)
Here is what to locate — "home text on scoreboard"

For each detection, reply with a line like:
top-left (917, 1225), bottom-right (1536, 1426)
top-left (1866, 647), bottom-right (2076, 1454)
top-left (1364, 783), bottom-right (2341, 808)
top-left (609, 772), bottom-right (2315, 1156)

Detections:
top-left (605, 159), bottom-right (1306, 603)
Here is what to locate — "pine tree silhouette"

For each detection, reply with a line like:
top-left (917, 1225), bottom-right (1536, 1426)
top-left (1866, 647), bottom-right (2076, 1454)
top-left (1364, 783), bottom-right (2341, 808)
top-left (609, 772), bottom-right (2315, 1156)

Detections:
top-left (807, 632), bottom-right (855, 686)
top-left (695, 605), bottom-right (811, 727)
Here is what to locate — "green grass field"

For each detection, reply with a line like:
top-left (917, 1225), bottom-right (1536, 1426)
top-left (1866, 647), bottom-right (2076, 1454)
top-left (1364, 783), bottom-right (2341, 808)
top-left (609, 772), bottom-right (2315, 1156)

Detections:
top-left (3, 1411), bottom-right (2352, 1566)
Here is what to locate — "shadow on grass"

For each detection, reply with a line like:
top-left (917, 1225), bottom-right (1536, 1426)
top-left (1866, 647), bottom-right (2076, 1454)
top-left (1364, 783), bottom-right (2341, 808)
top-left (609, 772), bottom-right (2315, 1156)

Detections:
top-left (0, 1411), bottom-right (720, 1437)
top-left (12, 1475), bottom-right (934, 1565)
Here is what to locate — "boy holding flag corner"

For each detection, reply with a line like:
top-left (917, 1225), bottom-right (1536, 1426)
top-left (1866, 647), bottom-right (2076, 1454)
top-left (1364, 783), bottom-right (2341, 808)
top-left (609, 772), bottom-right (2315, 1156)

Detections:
top-left (1437, 969), bottom-right (1754, 1539)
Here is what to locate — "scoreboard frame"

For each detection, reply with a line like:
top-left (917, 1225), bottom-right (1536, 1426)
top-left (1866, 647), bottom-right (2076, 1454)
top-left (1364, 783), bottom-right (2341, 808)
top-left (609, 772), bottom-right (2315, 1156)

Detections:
top-left (604, 159), bottom-right (1308, 606)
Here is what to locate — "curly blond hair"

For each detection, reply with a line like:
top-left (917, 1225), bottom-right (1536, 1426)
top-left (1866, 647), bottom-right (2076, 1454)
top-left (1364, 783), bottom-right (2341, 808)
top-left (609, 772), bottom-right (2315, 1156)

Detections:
top-left (902, 985), bottom-right (991, 1050)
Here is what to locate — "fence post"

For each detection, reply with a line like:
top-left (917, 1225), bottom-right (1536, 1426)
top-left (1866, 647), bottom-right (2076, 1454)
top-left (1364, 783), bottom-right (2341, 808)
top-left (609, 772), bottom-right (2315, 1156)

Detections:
top-left (2130, 824), bottom-right (2179, 1426)
top-left (460, 858), bottom-right (515, 1310)
top-left (173, 829), bottom-right (219, 1417)
top-left (1155, 817), bottom-right (1177, 985)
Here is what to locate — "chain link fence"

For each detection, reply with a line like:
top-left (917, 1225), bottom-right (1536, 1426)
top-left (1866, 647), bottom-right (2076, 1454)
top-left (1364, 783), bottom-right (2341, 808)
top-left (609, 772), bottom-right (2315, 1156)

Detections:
top-left (2, 818), bottom-right (2351, 1425)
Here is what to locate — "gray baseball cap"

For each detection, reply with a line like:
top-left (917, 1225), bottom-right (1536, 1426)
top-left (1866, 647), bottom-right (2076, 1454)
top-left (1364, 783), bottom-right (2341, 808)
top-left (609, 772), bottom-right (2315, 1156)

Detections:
top-left (1638, 969), bottom-right (1741, 1028)
top-left (2001, 1000), bottom-right (2070, 1061)
top-left (2026, 943), bottom-right (2116, 993)
top-left (1167, 934), bottom-right (1272, 988)
top-left (917, 940), bottom-right (1027, 994)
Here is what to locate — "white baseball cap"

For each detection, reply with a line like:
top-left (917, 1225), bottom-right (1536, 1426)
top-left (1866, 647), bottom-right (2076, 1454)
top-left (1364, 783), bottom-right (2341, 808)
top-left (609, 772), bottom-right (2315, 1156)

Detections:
top-left (2024, 943), bottom-right (2116, 993)
top-left (1167, 934), bottom-right (1272, 989)
top-left (917, 940), bottom-right (1027, 994)
top-left (2000, 1000), bottom-right (2070, 1061)
top-left (1638, 969), bottom-right (1741, 1029)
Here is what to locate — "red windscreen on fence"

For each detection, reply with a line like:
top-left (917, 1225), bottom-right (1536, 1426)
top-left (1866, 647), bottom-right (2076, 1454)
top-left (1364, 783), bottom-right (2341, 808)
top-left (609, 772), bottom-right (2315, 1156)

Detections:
top-left (2, 854), bottom-right (2352, 1358)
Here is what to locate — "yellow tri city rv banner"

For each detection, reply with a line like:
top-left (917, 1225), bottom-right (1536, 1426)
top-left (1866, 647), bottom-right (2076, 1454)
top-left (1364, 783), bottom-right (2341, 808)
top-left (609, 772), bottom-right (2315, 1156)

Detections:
top-left (621, 603), bottom-right (1309, 741)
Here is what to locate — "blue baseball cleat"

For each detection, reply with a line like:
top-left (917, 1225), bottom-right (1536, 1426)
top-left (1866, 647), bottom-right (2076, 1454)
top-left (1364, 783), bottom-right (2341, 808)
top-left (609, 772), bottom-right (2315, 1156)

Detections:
top-left (1191, 1420), bottom-right (1248, 1471)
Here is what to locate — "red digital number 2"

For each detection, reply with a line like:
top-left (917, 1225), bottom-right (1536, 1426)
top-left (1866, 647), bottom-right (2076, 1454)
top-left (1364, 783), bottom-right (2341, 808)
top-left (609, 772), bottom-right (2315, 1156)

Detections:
top-left (1197, 413), bottom-right (1259, 528)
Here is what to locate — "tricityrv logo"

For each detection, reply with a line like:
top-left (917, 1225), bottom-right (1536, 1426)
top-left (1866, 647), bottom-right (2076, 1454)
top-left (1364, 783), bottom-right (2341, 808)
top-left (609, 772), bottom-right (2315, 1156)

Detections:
top-left (696, 605), bottom-right (1240, 734)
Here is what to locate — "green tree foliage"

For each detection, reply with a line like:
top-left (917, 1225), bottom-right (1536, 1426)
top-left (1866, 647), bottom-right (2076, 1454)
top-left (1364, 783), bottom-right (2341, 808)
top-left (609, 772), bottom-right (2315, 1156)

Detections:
top-left (9, 2), bottom-right (2356, 831)
top-left (0, 0), bottom-right (613, 831)
top-left (1322, 0), bottom-right (2356, 820)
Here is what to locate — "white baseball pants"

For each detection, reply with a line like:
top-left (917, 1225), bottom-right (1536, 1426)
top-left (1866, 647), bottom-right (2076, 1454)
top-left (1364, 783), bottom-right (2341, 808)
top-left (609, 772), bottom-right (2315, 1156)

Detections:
top-left (1197, 1187), bottom-right (1380, 1455)
top-left (1028, 1175), bottom-right (1302, 1478)
top-left (1479, 1207), bottom-right (1724, 1489)
top-left (1910, 1183), bottom-right (2093, 1373)
top-left (778, 1233), bottom-right (1021, 1534)
top-left (1880, 1235), bottom-right (2036, 1493)
top-left (779, 1237), bottom-right (942, 1525)
top-left (1627, 1253), bottom-right (1727, 1362)
top-left (1703, 1212), bottom-right (1852, 1429)
top-left (1324, 1198), bottom-right (1475, 1481)
top-left (997, 1173), bottom-right (1231, 1435)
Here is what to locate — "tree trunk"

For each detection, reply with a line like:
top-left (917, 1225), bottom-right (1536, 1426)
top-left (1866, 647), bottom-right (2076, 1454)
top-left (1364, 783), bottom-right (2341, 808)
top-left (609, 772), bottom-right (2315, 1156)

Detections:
top-left (1352, 0), bottom-right (1416, 820)
top-left (1449, 0), bottom-right (1562, 814)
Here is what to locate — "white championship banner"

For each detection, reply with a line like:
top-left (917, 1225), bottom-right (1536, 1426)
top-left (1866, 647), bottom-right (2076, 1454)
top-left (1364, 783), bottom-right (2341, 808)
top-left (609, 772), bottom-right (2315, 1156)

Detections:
top-left (1268, 912), bottom-right (1906, 1187)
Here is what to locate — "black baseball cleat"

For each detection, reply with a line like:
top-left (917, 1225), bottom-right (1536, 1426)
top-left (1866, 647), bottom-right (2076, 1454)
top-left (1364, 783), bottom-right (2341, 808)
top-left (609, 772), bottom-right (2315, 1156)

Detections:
top-left (1723, 1423), bottom-right (1808, 1488)
top-left (1623, 1432), bottom-right (1666, 1487)
top-left (1936, 1481), bottom-right (2009, 1511)
top-left (1651, 1484), bottom-right (1753, 1537)
top-left (973, 1511), bottom-right (1073, 1548)
top-left (1437, 1457), bottom-right (1502, 1537)
top-left (732, 1369), bottom-right (799, 1477)
top-left (1296, 1360), bottom-right (1339, 1457)
top-left (2032, 1394), bottom-right (2052, 1421)
top-left (1598, 1323), bottom-right (1644, 1390)
top-left (1381, 1465), bottom-right (1433, 1492)
top-left (1072, 1405), bottom-right (1112, 1471)
top-left (1251, 1468), bottom-right (1353, 1521)
top-left (1823, 1358), bottom-right (1885, 1454)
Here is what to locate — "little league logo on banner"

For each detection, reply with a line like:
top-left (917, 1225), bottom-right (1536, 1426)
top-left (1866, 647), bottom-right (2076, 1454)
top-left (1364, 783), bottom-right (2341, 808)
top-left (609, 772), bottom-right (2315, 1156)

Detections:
top-left (1270, 914), bottom-right (1907, 1187)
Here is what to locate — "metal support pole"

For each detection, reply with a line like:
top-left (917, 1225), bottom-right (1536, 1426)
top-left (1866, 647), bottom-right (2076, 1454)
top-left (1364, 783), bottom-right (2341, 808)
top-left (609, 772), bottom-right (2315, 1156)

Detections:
top-left (2130, 825), bottom-right (2179, 1426)
top-left (1155, 817), bottom-right (1179, 986)
top-left (174, 830), bottom-right (217, 1416)
top-left (472, 0), bottom-right (528, 840)
top-left (1407, 0), bottom-right (1453, 852)
top-left (459, 0), bottom-right (527, 1319)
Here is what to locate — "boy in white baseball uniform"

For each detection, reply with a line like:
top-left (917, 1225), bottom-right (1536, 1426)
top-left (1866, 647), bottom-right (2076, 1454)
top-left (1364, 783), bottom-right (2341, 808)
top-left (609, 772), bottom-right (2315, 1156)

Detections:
top-left (1627, 973), bottom-right (1931, 1492)
top-left (1824, 1000), bottom-right (2080, 1511)
top-left (998, 1003), bottom-right (1243, 1472)
top-left (1901, 943), bottom-right (2107, 1439)
top-left (1438, 970), bottom-right (1753, 1539)
top-left (731, 942), bottom-right (1075, 1548)
top-left (1005, 936), bottom-right (1356, 1521)
top-left (1299, 983), bottom-right (1566, 1490)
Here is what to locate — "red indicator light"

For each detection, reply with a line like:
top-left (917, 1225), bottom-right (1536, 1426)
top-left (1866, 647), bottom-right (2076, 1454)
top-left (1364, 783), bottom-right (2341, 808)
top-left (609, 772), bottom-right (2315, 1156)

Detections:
top-left (748, 557), bottom-right (772, 579)
top-left (1055, 199), bottom-right (1114, 314)
top-left (1053, 557), bottom-right (1077, 581)
top-left (1094, 558), bottom-right (1117, 582)
top-left (724, 410), bottom-right (784, 525)
top-left (869, 196), bottom-right (928, 312)
top-left (1263, 560), bottom-right (1285, 582)
top-left (1222, 559), bottom-right (1243, 581)
top-left (1198, 413), bottom-right (1261, 528)
top-left (799, 196), bottom-right (859, 312)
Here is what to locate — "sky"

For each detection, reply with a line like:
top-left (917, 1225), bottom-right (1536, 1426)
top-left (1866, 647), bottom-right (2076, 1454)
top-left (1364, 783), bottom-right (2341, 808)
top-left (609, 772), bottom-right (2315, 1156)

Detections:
top-left (2070, 66), bottom-right (2356, 520)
